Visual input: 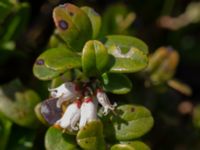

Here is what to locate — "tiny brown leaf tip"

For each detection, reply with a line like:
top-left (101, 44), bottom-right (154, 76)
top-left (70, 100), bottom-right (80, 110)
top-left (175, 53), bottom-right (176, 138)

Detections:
top-left (36, 59), bottom-right (44, 65)
top-left (58, 20), bottom-right (68, 30)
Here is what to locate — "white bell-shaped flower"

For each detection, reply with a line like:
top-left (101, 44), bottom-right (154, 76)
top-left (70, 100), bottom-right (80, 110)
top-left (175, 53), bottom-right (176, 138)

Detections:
top-left (96, 88), bottom-right (117, 115)
top-left (48, 82), bottom-right (80, 108)
top-left (55, 99), bottom-right (81, 131)
top-left (79, 96), bottom-right (98, 128)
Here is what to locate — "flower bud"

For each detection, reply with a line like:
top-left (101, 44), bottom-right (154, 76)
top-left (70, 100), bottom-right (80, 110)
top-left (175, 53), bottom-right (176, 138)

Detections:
top-left (96, 88), bottom-right (117, 115)
top-left (48, 82), bottom-right (80, 108)
top-left (79, 96), bottom-right (98, 128)
top-left (55, 98), bottom-right (81, 131)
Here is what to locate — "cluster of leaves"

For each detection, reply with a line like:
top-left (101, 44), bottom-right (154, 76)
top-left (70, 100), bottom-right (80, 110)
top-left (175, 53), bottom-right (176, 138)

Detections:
top-left (32, 3), bottom-right (154, 150)
top-left (1, 1), bottom-right (198, 150)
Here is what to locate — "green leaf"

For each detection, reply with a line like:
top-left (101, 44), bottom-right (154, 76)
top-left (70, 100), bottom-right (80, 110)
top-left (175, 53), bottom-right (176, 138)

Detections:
top-left (1, 3), bottom-right (30, 42)
top-left (45, 127), bottom-right (79, 150)
top-left (104, 35), bottom-right (148, 73)
top-left (101, 105), bottom-right (154, 141)
top-left (99, 4), bottom-right (135, 36)
top-left (53, 3), bottom-right (92, 51)
top-left (111, 141), bottom-right (150, 150)
top-left (105, 35), bottom-right (148, 54)
top-left (33, 48), bottom-right (81, 80)
top-left (0, 1), bottom-right (12, 23)
top-left (82, 40), bottom-right (109, 77)
top-left (0, 113), bottom-right (12, 150)
top-left (77, 120), bottom-right (106, 150)
top-left (48, 32), bottom-right (68, 48)
top-left (193, 105), bottom-right (200, 128)
top-left (33, 61), bottom-right (61, 80)
top-left (108, 45), bottom-right (148, 73)
top-left (38, 48), bottom-right (81, 71)
top-left (148, 47), bottom-right (179, 84)
top-left (102, 73), bottom-right (132, 94)
top-left (0, 80), bottom-right (41, 128)
top-left (81, 6), bottom-right (101, 38)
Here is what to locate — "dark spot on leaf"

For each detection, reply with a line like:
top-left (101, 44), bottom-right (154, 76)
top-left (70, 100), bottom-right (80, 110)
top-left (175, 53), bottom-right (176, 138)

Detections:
top-left (58, 20), bottom-right (68, 30)
top-left (36, 59), bottom-right (44, 65)
top-left (69, 11), bottom-right (74, 16)
top-left (85, 140), bottom-right (88, 144)
top-left (131, 107), bottom-right (135, 112)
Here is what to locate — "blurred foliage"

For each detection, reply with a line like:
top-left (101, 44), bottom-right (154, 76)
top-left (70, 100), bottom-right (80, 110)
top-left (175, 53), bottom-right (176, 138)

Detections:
top-left (0, 0), bottom-right (200, 150)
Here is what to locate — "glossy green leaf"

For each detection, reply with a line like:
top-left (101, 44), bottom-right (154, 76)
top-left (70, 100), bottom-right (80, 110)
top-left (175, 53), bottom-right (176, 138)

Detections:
top-left (81, 6), bottom-right (101, 38)
top-left (33, 48), bottom-right (81, 80)
top-left (0, 113), bottom-right (12, 150)
top-left (38, 48), bottom-right (81, 71)
top-left (48, 32), bottom-right (68, 48)
top-left (77, 120), bottom-right (106, 150)
top-left (0, 80), bottom-right (41, 128)
top-left (111, 141), bottom-right (150, 150)
top-left (102, 73), bottom-right (132, 94)
top-left (82, 40), bottom-right (109, 77)
top-left (107, 45), bottom-right (148, 73)
top-left (105, 35), bottom-right (148, 54)
top-left (45, 127), bottom-right (79, 150)
top-left (33, 61), bottom-right (61, 80)
top-left (53, 3), bottom-right (92, 51)
top-left (101, 105), bottom-right (153, 141)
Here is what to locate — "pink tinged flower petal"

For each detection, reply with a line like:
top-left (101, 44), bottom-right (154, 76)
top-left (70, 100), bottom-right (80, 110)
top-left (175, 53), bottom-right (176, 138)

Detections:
top-left (48, 82), bottom-right (80, 108)
top-left (96, 89), bottom-right (117, 115)
top-left (79, 96), bottom-right (98, 128)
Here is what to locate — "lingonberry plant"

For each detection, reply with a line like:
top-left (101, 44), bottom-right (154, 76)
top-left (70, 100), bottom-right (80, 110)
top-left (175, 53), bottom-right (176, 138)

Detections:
top-left (1, 1), bottom-right (194, 150)
top-left (32, 3), bottom-right (153, 150)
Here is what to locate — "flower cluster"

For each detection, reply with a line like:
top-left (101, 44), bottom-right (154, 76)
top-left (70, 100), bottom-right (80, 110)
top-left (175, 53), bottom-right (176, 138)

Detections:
top-left (47, 81), bottom-right (117, 132)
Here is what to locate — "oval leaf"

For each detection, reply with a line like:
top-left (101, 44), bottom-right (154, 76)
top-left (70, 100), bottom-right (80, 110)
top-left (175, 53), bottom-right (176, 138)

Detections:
top-left (111, 141), bottom-right (150, 150)
top-left (81, 6), bottom-right (101, 38)
top-left (101, 105), bottom-right (153, 141)
top-left (77, 120), bottom-right (106, 150)
top-left (33, 62), bottom-right (61, 80)
top-left (105, 35), bottom-right (148, 54)
top-left (53, 3), bottom-right (92, 51)
top-left (0, 80), bottom-right (41, 128)
top-left (33, 48), bottom-right (81, 80)
top-left (82, 40), bottom-right (109, 77)
top-left (107, 45), bottom-right (148, 73)
top-left (45, 127), bottom-right (78, 150)
top-left (102, 73), bottom-right (132, 94)
top-left (39, 48), bottom-right (81, 71)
